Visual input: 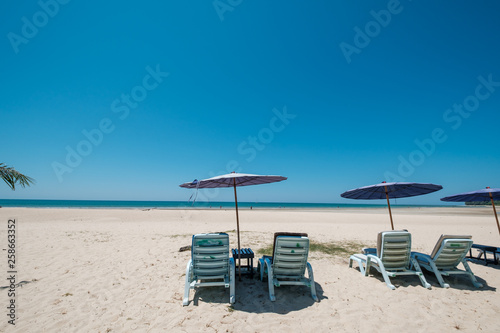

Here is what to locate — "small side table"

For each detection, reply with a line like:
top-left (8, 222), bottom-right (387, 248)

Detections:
top-left (232, 248), bottom-right (254, 277)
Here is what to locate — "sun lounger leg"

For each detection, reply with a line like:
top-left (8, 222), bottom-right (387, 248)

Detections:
top-left (411, 258), bottom-right (431, 289)
top-left (258, 258), bottom-right (265, 281)
top-left (349, 255), bottom-right (366, 275)
top-left (265, 258), bottom-right (276, 301)
top-left (306, 262), bottom-right (319, 302)
top-left (380, 270), bottom-right (396, 290)
top-left (368, 256), bottom-right (395, 290)
top-left (183, 260), bottom-right (193, 306)
top-left (425, 258), bottom-right (449, 288)
top-left (229, 258), bottom-right (236, 303)
top-left (365, 256), bottom-right (372, 277)
top-left (476, 249), bottom-right (486, 264)
top-left (461, 259), bottom-right (483, 288)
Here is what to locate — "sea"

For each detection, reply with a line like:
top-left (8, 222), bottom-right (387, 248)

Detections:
top-left (0, 199), bottom-right (447, 209)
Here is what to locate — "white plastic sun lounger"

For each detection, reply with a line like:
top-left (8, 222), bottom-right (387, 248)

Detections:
top-left (411, 235), bottom-right (483, 288)
top-left (258, 232), bottom-right (318, 302)
top-left (183, 233), bottom-right (235, 306)
top-left (349, 230), bottom-right (431, 290)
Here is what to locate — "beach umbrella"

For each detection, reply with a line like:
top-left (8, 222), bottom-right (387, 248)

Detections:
top-left (441, 187), bottom-right (500, 236)
top-left (340, 181), bottom-right (443, 230)
top-left (180, 172), bottom-right (287, 279)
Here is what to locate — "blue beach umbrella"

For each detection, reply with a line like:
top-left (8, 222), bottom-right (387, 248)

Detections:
top-left (180, 172), bottom-right (287, 279)
top-left (341, 181), bottom-right (443, 230)
top-left (441, 187), bottom-right (500, 236)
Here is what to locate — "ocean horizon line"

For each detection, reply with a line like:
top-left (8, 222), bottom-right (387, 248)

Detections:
top-left (0, 199), bottom-right (459, 209)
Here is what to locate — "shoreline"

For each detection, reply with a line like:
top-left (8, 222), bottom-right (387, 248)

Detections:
top-left (0, 198), bottom-right (472, 210)
top-left (0, 202), bottom-right (476, 210)
top-left (0, 205), bottom-right (494, 214)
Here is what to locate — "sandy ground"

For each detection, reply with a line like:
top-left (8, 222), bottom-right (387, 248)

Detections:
top-left (0, 207), bottom-right (499, 332)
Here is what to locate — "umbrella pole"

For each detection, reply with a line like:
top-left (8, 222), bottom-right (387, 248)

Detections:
top-left (233, 180), bottom-right (242, 281)
top-left (489, 192), bottom-right (500, 236)
top-left (385, 187), bottom-right (395, 230)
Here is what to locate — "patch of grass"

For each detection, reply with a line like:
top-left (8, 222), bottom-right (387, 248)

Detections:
top-left (256, 244), bottom-right (273, 256)
top-left (227, 305), bottom-right (235, 312)
top-left (170, 234), bottom-right (189, 238)
top-left (310, 240), bottom-right (365, 256)
top-left (62, 292), bottom-right (73, 297)
top-left (256, 240), bottom-right (366, 257)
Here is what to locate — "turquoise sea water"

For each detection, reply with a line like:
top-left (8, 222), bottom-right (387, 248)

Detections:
top-left (0, 199), bottom-right (447, 209)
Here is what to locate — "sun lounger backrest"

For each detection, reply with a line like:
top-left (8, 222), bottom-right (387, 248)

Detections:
top-left (272, 236), bottom-right (309, 277)
top-left (191, 233), bottom-right (230, 279)
top-left (430, 235), bottom-right (473, 268)
top-left (429, 235), bottom-right (471, 258)
top-left (377, 231), bottom-right (411, 270)
top-left (271, 232), bottom-right (308, 262)
top-left (376, 230), bottom-right (408, 256)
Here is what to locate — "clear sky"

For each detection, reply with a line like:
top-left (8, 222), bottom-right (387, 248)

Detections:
top-left (1, 1), bottom-right (499, 204)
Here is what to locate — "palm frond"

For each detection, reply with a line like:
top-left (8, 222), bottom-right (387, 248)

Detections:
top-left (0, 163), bottom-right (35, 190)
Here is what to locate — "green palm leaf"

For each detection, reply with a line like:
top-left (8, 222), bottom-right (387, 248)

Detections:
top-left (0, 163), bottom-right (35, 190)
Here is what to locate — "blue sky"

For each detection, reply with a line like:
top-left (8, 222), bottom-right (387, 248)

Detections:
top-left (1, 1), bottom-right (499, 204)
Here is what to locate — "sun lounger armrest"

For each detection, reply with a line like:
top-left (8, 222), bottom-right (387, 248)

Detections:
top-left (185, 259), bottom-right (193, 279)
top-left (264, 257), bottom-right (273, 269)
top-left (183, 259), bottom-right (193, 306)
top-left (229, 258), bottom-right (236, 303)
top-left (365, 254), bottom-right (384, 277)
top-left (366, 254), bottom-right (381, 264)
top-left (264, 257), bottom-right (274, 280)
top-left (264, 256), bottom-right (276, 301)
top-left (229, 257), bottom-right (235, 277)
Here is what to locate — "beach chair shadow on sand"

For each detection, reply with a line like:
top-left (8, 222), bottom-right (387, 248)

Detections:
top-left (411, 235), bottom-right (483, 289)
top-left (257, 232), bottom-right (319, 302)
top-left (349, 230), bottom-right (431, 290)
top-left (183, 233), bottom-right (235, 306)
top-left (230, 276), bottom-right (324, 314)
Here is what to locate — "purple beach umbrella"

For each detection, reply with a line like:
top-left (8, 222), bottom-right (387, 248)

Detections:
top-left (180, 172), bottom-right (287, 279)
top-left (341, 181), bottom-right (443, 230)
top-left (441, 187), bottom-right (500, 236)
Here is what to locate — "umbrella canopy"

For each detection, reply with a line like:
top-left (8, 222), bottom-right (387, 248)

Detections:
top-left (180, 172), bottom-right (287, 279)
top-left (441, 187), bottom-right (500, 236)
top-left (180, 173), bottom-right (287, 189)
top-left (341, 181), bottom-right (443, 230)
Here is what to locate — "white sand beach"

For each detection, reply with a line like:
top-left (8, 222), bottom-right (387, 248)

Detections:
top-left (0, 207), bottom-right (499, 332)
